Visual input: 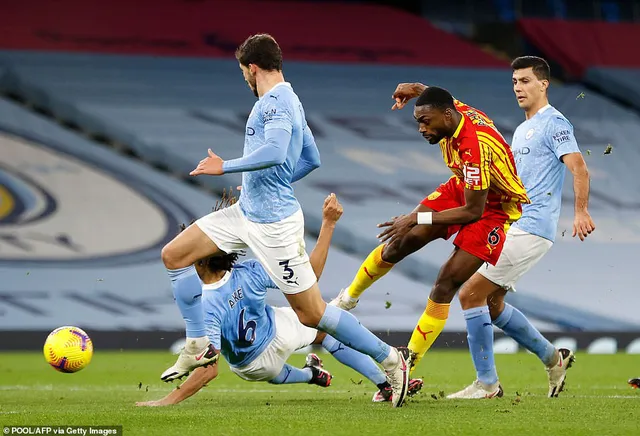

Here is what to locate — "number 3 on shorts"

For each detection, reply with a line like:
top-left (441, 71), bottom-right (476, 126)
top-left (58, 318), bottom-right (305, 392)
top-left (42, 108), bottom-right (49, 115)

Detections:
top-left (279, 260), bottom-right (295, 280)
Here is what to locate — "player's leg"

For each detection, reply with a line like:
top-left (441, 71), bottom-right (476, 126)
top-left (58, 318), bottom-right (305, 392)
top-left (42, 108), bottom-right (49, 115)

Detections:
top-left (489, 290), bottom-right (575, 397)
top-left (161, 204), bottom-right (247, 380)
top-left (248, 210), bottom-right (410, 407)
top-left (335, 180), bottom-right (463, 311)
top-left (334, 203), bottom-right (448, 309)
top-left (407, 247), bottom-right (485, 372)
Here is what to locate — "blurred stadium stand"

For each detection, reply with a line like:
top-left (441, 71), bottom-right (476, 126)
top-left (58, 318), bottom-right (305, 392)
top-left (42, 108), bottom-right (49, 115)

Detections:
top-left (1, 0), bottom-right (639, 349)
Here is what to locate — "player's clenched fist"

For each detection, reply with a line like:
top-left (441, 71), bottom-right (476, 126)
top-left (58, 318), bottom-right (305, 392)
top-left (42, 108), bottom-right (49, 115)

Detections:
top-left (322, 193), bottom-right (343, 225)
top-left (392, 82), bottom-right (427, 110)
top-left (573, 210), bottom-right (595, 241)
top-left (190, 149), bottom-right (225, 176)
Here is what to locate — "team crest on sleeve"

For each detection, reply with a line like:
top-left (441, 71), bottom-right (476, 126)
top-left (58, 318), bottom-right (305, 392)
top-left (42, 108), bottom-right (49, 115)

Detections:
top-left (525, 129), bottom-right (535, 140)
top-left (427, 191), bottom-right (441, 201)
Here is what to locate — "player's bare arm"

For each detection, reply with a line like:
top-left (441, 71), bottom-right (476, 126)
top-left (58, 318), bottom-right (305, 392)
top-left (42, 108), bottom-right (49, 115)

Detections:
top-left (309, 194), bottom-right (343, 279)
top-left (562, 152), bottom-right (595, 240)
top-left (376, 188), bottom-right (489, 245)
top-left (137, 362), bottom-right (219, 407)
top-left (392, 82), bottom-right (428, 110)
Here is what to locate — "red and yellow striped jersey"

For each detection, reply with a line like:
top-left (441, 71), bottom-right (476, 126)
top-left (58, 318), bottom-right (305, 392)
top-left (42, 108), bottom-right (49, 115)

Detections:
top-left (439, 100), bottom-right (530, 205)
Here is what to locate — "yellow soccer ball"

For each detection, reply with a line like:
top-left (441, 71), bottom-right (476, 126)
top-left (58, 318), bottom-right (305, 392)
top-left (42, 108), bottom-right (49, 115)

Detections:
top-left (43, 326), bottom-right (93, 373)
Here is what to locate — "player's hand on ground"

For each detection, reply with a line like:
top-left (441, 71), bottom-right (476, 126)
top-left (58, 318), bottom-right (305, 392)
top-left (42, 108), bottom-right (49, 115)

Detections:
top-left (377, 213), bottom-right (417, 245)
top-left (190, 149), bottom-right (224, 176)
top-left (573, 210), bottom-right (595, 241)
top-left (322, 193), bottom-right (343, 225)
top-left (392, 83), bottom-right (427, 110)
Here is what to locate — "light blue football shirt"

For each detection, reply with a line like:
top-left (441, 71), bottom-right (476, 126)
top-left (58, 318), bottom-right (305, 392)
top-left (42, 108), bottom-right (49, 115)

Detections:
top-left (511, 105), bottom-right (581, 242)
top-left (236, 82), bottom-right (315, 224)
top-left (202, 259), bottom-right (278, 367)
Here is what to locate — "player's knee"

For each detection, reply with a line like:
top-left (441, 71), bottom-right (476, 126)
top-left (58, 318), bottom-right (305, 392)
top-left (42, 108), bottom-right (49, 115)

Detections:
top-left (430, 276), bottom-right (460, 304)
top-left (458, 286), bottom-right (483, 308)
top-left (292, 307), bottom-right (323, 328)
top-left (161, 244), bottom-right (186, 270)
top-left (382, 238), bottom-right (413, 263)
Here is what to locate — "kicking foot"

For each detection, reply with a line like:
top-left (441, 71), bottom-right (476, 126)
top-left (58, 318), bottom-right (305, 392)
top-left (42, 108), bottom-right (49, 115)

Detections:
top-left (329, 288), bottom-right (359, 311)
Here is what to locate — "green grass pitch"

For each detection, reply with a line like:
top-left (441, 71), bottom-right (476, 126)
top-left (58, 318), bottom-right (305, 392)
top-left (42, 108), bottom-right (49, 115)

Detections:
top-left (1, 351), bottom-right (638, 435)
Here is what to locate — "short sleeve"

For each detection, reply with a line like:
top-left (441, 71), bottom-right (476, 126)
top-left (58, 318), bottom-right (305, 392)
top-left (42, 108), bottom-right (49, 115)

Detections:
top-left (244, 259), bottom-right (279, 290)
top-left (546, 116), bottom-right (580, 160)
top-left (459, 135), bottom-right (492, 191)
top-left (262, 94), bottom-right (293, 134)
top-left (205, 310), bottom-right (222, 351)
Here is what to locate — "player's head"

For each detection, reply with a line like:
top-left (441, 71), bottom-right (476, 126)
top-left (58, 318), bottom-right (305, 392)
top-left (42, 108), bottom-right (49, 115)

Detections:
top-left (413, 86), bottom-right (458, 144)
top-left (511, 56), bottom-right (550, 110)
top-left (235, 33), bottom-right (283, 98)
top-left (180, 189), bottom-right (240, 280)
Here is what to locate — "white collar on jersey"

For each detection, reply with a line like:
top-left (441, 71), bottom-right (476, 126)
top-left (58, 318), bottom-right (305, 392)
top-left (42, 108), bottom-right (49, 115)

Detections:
top-left (536, 104), bottom-right (552, 115)
top-left (201, 270), bottom-right (231, 291)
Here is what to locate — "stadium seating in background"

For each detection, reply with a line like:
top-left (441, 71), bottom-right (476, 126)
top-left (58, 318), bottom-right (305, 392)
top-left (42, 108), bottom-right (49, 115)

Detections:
top-left (517, 19), bottom-right (640, 110)
top-left (0, 52), bottom-right (638, 332)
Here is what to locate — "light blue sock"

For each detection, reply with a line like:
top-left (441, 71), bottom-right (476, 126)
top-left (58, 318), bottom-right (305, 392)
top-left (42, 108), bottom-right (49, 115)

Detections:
top-left (317, 305), bottom-right (390, 364)
top-left (464, 306), bottom-right (498, 386)
top-left (494, 303), bottom-right (556, 366)
top-left (167, 266), bottom-right (206, 338)
top-left (322, 335), bottom-right (387, 386)
top-left (269, 364), bottom-right (312, 384)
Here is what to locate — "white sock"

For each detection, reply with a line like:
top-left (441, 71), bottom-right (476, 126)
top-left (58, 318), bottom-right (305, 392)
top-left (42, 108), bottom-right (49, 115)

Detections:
top-left (185, 336), bottom-right (208, 352)
top-left (381, 348), bottom-right (399, 370)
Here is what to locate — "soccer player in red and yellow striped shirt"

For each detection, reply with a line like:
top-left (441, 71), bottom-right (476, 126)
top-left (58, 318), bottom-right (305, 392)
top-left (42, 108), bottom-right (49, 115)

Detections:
top-left (331, 84), bottom-right (529, 373)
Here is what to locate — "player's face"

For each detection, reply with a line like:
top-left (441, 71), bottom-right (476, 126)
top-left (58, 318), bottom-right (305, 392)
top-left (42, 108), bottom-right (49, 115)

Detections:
top-left (414, 105), bottom-right (453, 144)
top-left (240, 63), bottom-right (258, 97)
top-left (513, 67), bottom-right (548, 110)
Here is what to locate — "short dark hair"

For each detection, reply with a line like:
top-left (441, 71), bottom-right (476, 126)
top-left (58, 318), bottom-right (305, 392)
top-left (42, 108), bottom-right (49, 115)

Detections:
top-left (235, 33), bottom-right (283, 71)
top-left (180, 189), bottom-right (240, 274)
top-left (415, 86), bottom-right (455, 111)
top-left (511, 56), bottom-right (550, 81)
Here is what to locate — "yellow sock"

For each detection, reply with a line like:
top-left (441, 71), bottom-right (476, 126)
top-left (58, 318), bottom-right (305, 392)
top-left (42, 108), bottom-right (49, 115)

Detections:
top-left (407, 299), bottom-right (450, 374)
top-left (346, 244), bottom-right (394, 299)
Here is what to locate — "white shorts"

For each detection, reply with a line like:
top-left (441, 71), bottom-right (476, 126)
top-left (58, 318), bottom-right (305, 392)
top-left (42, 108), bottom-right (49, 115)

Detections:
top-left (229, 307), bottom-right (318, 382)
top-left (477, 227), bottom-right (553, 291)
top-left (195, 202), bottom-right (317, 294)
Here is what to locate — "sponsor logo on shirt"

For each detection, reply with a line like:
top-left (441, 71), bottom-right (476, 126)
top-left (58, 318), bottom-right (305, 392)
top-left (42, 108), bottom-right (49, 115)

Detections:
top-left (553, 130), bottom-right (571, 144)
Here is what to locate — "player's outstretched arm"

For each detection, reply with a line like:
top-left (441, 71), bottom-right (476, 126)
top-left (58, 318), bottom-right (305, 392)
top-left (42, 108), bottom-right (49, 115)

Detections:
top-left (136, 363), bottom-right (218, 407)
top-left (392, 82), bottom-right (427, 110)
top-left (309, 194), bottom-right (343, 279)
top-left (562, 152), bottom-right (595, 240)
top-left (190, 129), bottom-right (292, 176)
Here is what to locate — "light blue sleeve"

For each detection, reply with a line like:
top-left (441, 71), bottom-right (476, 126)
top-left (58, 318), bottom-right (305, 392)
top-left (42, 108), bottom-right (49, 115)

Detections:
top-left (244, 259), bottom-right (278, 290)
top-left (205, 306), bottom-right (222, 351)
top-left (222, 128), bottom-right (291, 173)
top-left (292, 125), bottom-right (321, 182)
top-left (546, 116), bottom-right (580, 160)
top-left (263, 94), bottom-right (294, 134)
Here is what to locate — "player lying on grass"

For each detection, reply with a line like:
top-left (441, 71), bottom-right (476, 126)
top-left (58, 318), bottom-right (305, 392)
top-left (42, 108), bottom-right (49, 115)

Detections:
top-left (137, 193), bottom-right (422, 407)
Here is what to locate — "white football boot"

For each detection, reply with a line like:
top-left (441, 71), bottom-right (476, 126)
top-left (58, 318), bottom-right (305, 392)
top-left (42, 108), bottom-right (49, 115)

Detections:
top-left (329, 288), bottom-right (359, 311)
top-left (547, 348), bottom-right (576, 397)
top-left (446, 380), bottom-right (504, 399)
top-left (383, 348), bottom-right (410, 407)
top-left (161, 337), bottom-right (218, 382)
